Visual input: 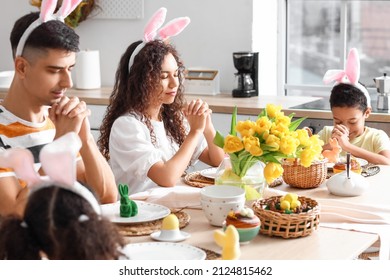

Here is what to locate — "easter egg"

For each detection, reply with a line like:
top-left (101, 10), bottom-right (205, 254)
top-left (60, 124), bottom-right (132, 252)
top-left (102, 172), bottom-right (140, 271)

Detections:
top-left (161, 214), bottom-right (179, 230)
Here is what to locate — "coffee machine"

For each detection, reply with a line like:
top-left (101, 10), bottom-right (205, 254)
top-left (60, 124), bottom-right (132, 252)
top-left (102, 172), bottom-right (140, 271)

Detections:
top-left (373, 73), bottom-right (390, 110)
top-left (232, 52), bottom-right (259, 97)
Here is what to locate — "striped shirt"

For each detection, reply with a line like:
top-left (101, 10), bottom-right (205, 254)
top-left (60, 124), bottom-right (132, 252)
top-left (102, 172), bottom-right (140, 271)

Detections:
top-left (0, 105), bottom-right (55, 178)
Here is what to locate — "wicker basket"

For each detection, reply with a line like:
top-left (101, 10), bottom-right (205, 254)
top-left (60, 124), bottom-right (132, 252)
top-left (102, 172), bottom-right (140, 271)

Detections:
top-left (252, 196), bottom-right (320, 238)
top-left (282, 159), bottom-right (327, 189)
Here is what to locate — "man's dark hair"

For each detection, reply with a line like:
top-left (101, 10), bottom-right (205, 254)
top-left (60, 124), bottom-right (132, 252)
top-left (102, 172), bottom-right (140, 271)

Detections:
top-left (10, 12), bottom-right (80, 58)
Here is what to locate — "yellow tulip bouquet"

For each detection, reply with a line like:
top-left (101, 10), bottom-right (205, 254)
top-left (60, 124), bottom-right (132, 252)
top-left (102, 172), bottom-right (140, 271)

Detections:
top-left (213, 104), bottom-right (324, 191)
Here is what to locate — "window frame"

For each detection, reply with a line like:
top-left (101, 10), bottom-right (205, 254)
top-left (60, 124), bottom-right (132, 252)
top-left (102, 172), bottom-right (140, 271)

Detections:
top-left (278, 0), bottom-right (379, 97)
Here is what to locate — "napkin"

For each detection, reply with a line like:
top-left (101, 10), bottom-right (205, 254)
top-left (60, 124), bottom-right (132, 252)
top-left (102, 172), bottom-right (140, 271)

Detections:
top-left (129, 186), bottom-right (202, 209)
top-left (263, 187), bottom-right (390, 259)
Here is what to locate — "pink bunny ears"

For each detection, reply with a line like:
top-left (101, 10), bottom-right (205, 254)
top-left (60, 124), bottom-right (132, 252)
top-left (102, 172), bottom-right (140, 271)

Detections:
top-left (0, 132), bottom-right (101, 214)
top-left (128, 7), bottom-right (190, 71)
top-left (15, 0), bottom-right (82, 57)
top-left (323, 48), bottom-right (371, 107)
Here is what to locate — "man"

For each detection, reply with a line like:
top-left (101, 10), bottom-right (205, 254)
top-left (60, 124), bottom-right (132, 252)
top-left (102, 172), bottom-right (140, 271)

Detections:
top-left (0, 11), bottom-right (117, 217)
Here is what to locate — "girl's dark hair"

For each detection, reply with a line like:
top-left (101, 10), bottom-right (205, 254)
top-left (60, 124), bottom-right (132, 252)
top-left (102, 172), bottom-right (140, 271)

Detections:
top-left (329, 83), bottom-right (369, 112)
top-left (10, 12), bottom-right (80, 58)
top-left (0, 186), bottom-right (125, 260)
top-left (98, 40), bottom-right (186, 160)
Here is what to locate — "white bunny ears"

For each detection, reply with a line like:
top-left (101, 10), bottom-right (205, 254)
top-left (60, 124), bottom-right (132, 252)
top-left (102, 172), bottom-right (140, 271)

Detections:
top-left (0, 132), bottom-right (101, 214)
top-left (15, 0), bottom-right (82, 57)
top-left (323, 48), bottom-right (371, 108)
top-left (128, 7), bottom-right (190, 71)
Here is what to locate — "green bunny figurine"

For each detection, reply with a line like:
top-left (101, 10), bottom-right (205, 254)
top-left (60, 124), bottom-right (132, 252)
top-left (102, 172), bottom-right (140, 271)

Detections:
top-left (118, 184), bottom-right (138, 217)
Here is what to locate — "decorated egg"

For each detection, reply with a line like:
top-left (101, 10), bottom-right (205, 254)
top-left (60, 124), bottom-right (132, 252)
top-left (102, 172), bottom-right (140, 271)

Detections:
top-left (150, 214), bottom-right (190, 242)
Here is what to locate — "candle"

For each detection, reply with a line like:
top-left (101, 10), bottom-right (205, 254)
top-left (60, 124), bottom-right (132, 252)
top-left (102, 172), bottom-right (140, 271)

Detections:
top-left (74, 50), bottom-right (101, 89)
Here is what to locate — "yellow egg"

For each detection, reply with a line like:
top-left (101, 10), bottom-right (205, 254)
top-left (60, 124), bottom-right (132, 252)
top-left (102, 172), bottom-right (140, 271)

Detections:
top-left (161, 214), bottom-right (179, 230)
top-left (291, 200), bottom-right (301, 210)
top-left (284, 193), bottom-right (298, 203)
top-left (280, 200), bottom-right (290, 210)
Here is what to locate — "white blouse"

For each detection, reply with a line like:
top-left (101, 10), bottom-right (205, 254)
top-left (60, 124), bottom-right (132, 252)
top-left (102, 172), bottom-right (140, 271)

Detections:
top-left (109, 113), bottom-right (206, 194)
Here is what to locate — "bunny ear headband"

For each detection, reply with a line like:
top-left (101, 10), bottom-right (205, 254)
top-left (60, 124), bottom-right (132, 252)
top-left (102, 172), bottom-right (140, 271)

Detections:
top-left (0, 132), bottom-right (101, 214)
top-left (15, 0), bottom-right (82, 57)
top-left (128, 7), bottom-right (190, 72)
top-left (323, 48), bottom-right (371, 108)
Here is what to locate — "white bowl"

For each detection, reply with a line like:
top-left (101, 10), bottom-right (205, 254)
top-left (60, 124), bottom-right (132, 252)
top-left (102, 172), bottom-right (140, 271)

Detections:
top-left (201, 198), bottom-right (245, 227)
top-left (200, 185), bottom-right (245, 203)
top-left (0, 71), bottom-right (14, 88)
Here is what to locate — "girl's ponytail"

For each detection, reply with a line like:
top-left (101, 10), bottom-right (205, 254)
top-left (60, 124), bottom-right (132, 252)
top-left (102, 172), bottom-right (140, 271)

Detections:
top-left (0, 217), bottom-right (41, 259)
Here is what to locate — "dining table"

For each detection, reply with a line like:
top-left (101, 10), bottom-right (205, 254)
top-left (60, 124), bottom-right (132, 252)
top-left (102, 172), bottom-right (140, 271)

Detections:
top-left (123, 164), bottom-right (390, 260)
top-left (125, 209), bottom-right (377, 260)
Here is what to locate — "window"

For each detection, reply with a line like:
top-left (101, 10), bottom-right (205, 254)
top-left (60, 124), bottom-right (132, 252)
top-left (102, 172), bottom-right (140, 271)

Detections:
top-left (282, 0), bottom-right (390, 97)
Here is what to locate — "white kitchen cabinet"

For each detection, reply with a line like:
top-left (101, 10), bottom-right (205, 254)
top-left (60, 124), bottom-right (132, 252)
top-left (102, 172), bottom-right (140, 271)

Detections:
top-left (88, 104), bottom-right (107, 141)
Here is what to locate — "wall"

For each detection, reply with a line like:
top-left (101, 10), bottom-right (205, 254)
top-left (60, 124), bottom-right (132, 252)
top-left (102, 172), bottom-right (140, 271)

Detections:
top-left (0, 0), bottom-right (262, 93)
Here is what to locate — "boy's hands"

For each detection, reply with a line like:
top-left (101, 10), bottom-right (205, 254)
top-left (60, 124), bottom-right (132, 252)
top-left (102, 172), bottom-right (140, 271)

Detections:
top-left (332, 124), bottom-right (350, 149)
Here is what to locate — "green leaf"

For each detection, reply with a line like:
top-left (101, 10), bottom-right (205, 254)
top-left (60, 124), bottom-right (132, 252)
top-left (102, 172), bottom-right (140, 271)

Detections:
top-left (213, 131), bottom-right (225, 149)
top-left (258, 107), bottom-right (267, 118)
top-left (289, 117), bottom-right (306, 131)
top-left (229, 153), bottom-right (239, 161)
top-left (259, 153), bottom-right (283, 164)
top-left (230, 106), bottom-right (238, 136)
top-left (243, 185), bottom-right (261, 201)
top-left (288, 112), bottom-right (295, 119)
top-left (260, 143), bottom-right (279, 152)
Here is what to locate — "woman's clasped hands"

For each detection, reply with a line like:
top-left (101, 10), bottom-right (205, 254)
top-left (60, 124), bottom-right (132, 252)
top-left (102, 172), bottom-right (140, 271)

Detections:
top-left (183, 99), bottom-right (212, 133)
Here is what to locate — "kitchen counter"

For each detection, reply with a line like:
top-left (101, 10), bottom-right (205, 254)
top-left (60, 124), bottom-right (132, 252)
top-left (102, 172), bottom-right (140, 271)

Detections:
top-left (1, 87), bottom-right (389, 123)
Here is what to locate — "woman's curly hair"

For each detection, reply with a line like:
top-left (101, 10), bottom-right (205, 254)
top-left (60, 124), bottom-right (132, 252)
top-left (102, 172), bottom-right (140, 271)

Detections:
top-left (98, 40), bottom-right (186, 160)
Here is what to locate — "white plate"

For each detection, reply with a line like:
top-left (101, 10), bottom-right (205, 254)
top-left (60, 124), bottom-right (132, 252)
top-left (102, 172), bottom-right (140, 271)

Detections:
top-left (101, 201), bottom-right (170, 224)
top-left (200, 167), bottom-right (218, 179)
top-left (121, 242), bottom-right (206, 260)
top-left (150, 230), bottom-right (191, 242)
top-left (327, 157), bottom-right (368, 169)
top-left (357, 158), bottom-right (369, 167)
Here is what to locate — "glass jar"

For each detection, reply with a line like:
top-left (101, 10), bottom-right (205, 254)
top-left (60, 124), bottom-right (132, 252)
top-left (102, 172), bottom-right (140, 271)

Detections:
top-left (214, 157), bottom-right (267, 201)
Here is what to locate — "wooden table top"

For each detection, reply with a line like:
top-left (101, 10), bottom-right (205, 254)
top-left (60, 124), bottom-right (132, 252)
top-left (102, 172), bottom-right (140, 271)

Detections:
top-left (123, 166), bottom-right (390, 259)
top-left (125, 208), bottom-right (377, 260)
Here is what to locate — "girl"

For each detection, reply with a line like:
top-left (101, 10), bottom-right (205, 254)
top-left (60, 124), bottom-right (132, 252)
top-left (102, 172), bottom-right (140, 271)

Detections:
top-left (0, 133), bottom-right (127, 260)
top-left (0, 185), bottom-right (126, 260)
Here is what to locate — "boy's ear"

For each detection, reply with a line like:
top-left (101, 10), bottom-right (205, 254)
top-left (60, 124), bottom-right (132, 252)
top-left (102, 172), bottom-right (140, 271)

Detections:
top-left (364, 107), bottom-right (371, 118)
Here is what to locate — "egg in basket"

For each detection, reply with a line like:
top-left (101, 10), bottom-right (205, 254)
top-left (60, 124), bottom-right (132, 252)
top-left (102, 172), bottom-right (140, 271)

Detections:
top-left (251, 193), bottom-right (320, 238)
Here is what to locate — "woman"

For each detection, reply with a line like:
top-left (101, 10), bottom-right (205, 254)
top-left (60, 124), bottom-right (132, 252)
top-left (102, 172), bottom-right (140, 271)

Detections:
top-left (98, 40), bottom-right (224, 194)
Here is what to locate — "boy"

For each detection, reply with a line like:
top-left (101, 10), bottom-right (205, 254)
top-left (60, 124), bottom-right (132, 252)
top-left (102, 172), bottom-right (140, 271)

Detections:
top-left (319, 48), bottom-right (390, 165)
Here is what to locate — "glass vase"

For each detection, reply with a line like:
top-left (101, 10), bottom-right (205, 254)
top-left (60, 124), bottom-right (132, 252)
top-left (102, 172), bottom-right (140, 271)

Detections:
top-left (214, 157), bottom-right (267, 201)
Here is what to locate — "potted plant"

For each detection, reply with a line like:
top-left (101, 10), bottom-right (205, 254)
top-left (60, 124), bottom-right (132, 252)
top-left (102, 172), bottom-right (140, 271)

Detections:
top-left (30, 0), bottom-right (98, 28)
